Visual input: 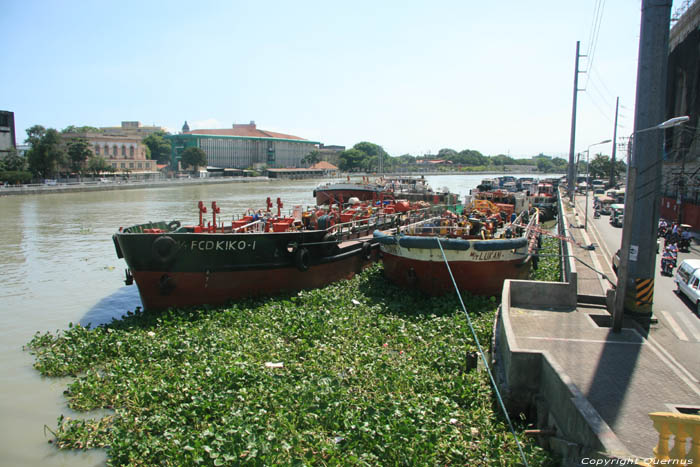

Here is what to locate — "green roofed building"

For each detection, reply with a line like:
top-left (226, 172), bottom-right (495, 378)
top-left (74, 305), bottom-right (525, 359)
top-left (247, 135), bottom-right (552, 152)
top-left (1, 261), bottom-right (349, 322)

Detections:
top-left (166, 121), bottom-right (320, 170)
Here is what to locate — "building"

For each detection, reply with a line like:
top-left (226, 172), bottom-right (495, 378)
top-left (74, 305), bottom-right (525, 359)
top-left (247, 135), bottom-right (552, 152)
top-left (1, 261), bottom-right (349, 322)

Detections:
top-left (0, 110), bottom-right (16, 159)
top-left (60, 131), bottom-right (157, 175)
top-left (318, 144), bottom-right (345, 166)
top-left (99, 121), bottom-right (165, 138)
top-left (166, 121), bottom-right (320, 170)
top-left (660, 1), bottom-right (700, 226)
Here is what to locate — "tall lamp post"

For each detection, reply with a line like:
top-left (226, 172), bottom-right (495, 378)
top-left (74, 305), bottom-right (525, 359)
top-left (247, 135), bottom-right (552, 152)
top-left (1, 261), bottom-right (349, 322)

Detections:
top-left (612, 115), bottom-right (689, 332)
top-left (584, 139), bottom-right (612, 230)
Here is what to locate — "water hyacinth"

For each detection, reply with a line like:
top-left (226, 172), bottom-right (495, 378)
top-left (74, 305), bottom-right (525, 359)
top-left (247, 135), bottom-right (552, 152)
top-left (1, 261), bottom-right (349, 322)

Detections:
top-left (27, 263), bottom-right (558, 466)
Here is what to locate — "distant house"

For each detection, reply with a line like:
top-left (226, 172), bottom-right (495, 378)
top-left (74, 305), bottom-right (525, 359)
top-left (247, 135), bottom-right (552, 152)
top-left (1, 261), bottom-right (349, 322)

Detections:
top-left (0, 110), bottom-right (16, 159)
top-left (310, 161), bottom-right (339, 176)
top-left (167, 121), bottom-right (320, 170)
top-left (60, 131), bottom-right (157, 175)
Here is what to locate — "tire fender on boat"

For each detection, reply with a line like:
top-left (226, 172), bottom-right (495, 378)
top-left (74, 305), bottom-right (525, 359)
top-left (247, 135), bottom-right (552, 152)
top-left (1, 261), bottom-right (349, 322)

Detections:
top-left (321, 232), bottom-right (339, 256)
top-left (152, 236), bottom-right (178, 265)
top-left (168, 220), bottom-right (181, 231)
top-left (295, 247), bottom-right (310, 272)
top-left (361, 242), bottom-right (372, 260)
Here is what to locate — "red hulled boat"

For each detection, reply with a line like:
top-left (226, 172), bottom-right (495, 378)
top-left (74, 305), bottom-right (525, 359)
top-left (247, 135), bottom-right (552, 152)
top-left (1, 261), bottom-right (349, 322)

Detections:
top-left (374, 203), bottom-right (540, 296)
top-left (113, 197), bottom-right (438, 309)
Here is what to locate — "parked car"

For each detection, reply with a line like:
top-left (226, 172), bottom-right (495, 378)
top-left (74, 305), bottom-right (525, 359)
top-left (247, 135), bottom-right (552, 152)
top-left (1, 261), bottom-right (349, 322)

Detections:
top-left (612, 249), bottom-right (620, 275)
top-left (674, 259), bottom-right (700, 314)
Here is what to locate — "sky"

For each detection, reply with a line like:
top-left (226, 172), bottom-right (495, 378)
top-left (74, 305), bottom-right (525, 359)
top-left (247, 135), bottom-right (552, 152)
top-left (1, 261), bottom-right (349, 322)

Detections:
top-left (0, 0), bottom-right (690, 159)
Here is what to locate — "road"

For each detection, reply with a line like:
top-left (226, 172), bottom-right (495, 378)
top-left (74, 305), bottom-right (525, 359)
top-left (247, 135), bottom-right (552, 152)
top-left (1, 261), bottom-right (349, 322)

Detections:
top-left (575, 192), bottom-right (700, 382)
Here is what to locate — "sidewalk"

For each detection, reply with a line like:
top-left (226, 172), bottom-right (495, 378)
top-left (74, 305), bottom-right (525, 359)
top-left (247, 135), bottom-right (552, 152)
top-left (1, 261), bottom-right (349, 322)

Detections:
top-left (494, 192), bottom-right (700, 463)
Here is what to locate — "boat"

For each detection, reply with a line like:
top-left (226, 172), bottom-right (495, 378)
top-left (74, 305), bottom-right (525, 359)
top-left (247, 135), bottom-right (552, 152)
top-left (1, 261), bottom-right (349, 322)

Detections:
top-left (113, 197), bottom-right (439, 310)
top-left (469, 187), bottom-right (530, 219)
top-left (314, 176), bottom-right (457, 206)
top-left (530, 181), bottom-right (558, 221)
top-left (373, 202), bottom-right (541, 296)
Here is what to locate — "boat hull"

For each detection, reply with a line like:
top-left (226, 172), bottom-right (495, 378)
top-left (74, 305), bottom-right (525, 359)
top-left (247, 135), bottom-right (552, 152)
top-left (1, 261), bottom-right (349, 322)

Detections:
top-left (377, 237), bottom-right (532, 296)
top-left (114, 226), bottom-right (383, 310)
top-left (131, 249), bottom-right (376, 309)
top-left (314, 187), bottom-right (384, 204)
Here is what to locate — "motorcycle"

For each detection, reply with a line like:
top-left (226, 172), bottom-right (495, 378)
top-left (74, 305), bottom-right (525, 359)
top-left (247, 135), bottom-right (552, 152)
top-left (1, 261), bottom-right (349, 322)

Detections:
top-left (660, 246), bottom-right (677, 276)
top-left (657, 225), bottom-right (667, 238)
top-left (678, 236), bottom-right (691, 252)
top-left (594, 210), bottom-right (600, 219)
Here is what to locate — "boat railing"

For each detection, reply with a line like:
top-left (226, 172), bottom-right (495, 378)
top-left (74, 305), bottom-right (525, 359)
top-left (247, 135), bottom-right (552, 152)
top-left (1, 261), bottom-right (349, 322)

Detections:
top-left (328, 205), bottom-right (441, 238)
top-left (232, 219), bottom-right (264, 233)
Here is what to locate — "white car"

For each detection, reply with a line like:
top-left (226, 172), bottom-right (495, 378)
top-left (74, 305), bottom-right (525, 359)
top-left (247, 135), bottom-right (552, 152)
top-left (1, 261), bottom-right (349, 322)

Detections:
top-left (674, 259), bottom-right (700, 314)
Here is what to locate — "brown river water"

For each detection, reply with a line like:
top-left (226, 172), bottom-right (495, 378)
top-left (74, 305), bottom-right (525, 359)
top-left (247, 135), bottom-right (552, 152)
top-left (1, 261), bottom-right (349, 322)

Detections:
top-left (0, 174), bottom-right (543, 466)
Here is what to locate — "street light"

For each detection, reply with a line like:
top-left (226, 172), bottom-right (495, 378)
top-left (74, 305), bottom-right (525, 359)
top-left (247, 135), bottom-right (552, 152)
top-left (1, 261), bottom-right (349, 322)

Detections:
top-left (612, 115), bottom-right (690, 332)
top-left (584, 139), bottom-right (612, 230)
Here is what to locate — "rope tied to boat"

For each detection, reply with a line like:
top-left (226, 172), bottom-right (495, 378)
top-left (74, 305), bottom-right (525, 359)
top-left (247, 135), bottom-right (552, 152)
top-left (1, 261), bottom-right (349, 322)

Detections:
top-left (435, 237), bottom-right (530, 467)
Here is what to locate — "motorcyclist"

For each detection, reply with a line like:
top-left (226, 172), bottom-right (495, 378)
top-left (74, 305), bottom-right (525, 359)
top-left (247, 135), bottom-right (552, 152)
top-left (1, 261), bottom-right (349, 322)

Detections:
top-left (680, 227), bottom-right (692, 251)
top-left (661, 244), bottom-right (678, 275)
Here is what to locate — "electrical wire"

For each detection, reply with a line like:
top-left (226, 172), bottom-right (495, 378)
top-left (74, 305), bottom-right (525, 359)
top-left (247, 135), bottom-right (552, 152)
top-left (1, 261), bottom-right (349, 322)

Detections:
top-left (435, 237), bottom-right (530, 467)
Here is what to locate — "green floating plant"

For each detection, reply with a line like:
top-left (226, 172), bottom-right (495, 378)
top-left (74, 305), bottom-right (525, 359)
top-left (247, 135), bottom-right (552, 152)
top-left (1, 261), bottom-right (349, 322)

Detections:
top-left (27, 264), bottom-right (558, 466)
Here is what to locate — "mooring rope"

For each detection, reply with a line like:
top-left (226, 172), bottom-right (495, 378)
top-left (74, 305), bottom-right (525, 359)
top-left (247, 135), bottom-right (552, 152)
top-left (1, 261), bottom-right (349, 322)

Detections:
top-left (435, 237), bottom-right (530, 467)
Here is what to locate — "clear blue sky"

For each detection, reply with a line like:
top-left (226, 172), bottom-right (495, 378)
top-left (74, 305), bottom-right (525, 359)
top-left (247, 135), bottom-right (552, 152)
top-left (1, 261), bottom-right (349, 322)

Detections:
top-left (0, 0), bottom-right (688, 159)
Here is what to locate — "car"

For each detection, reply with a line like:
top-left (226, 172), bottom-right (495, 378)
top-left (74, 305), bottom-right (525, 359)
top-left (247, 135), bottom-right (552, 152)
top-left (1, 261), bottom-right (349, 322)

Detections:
top-left (612, 249), bottom-right (620, 274)
top-left (674, 259), bottom-right (700, 314)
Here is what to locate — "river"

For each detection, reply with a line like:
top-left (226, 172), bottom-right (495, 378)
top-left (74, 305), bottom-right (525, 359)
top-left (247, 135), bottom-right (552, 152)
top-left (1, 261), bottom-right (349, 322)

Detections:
top-left (0, 173), bottom-right (552, 466)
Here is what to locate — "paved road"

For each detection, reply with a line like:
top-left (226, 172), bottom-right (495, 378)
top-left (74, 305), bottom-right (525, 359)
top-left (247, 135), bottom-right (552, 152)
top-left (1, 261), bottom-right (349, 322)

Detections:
top-left (574, 192), bottom-right (700, 382)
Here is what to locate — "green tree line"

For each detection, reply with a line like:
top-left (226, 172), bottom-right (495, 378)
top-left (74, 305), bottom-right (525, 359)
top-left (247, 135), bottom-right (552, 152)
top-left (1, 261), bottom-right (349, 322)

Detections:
top-left (337, 143), bottom-right (572, 173)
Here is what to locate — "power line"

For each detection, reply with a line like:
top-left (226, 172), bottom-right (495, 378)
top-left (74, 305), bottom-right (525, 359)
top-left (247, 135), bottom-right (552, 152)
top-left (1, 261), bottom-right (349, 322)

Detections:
top-left (584, 0), bottom-right (607, 89)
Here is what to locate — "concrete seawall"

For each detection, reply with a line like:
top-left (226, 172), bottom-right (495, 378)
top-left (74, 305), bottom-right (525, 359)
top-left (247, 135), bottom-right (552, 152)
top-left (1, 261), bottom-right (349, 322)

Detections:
top-left (0, 177), bottom-right (271, 196)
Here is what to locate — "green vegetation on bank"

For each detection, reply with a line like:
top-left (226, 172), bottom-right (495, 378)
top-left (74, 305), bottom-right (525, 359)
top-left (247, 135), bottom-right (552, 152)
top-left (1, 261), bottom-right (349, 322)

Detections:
top-left (27, 264), bottom-right (557, 466)
top-left (337, 142), bottom-right (570, 174)
top-left (531, 233), bottom-right (562, 283)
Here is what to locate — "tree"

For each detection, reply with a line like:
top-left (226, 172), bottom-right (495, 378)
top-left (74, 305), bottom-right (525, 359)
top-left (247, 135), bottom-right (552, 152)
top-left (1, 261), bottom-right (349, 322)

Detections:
top-left (1, 147), bottom-right (27, 171)
top-left (180, 147), bottom-right (207, 170)
top-left (301, 150), bottom-right (321, 167)
top-left (67, 138), bottom-right (92, 173)
top-left (26, 127), bottom-right (66, 178)
top-left (437, 148), bottom-right (457, 159)
top-left (25, 125), bottom-right (46, 147)
top-left (142, 131), bottom-right (172, 164)
top-left (87, 155), bottom-right (111, 175)
top-left (490, 154), bottom-right (516, 166)
top-left (352, 142), bottom-right (389, 172)
top-left (338, 148), bottom-right (365, 171)
top-left (62, 125), bottom-right (100, 134)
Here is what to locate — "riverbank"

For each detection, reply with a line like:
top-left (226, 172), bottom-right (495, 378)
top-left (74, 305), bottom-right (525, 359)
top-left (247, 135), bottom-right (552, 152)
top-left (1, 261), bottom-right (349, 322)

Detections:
top-left (0, 170), bottom-right (559, 197)
top-left (0, 176), bottom-right (271, 196)
top-left (26, 264), bottom-right (556, 466)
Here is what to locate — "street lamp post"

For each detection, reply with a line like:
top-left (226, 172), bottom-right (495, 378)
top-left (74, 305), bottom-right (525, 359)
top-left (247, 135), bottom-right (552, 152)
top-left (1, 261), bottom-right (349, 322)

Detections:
top-left (612, 116), bottom-right (689, 332)
top-left (584, 139), bottom-right (612, 230)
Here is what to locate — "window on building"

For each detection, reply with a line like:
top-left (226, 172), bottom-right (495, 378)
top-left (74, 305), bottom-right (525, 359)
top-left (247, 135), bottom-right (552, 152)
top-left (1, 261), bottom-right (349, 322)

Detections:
top-left (120, 163), bottom-right (125, 168)
top-left (129, 162), bottom-right (134, 169)
top-left (130, 146), bottom-right (134, 158)
top-left (138, 162), bottom-right (142, 168)
top-left (112, 163), bottom-right (117, 168)
top-left (122, 145), bottom-right (126, 157)
top-left (113, 145), bottom-right (118, 156)
top-left (95, 145), bottom-right (100, 155)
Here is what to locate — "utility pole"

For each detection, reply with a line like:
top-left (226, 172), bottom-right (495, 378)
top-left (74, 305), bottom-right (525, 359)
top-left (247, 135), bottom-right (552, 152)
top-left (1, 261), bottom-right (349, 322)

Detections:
top-left (615, 0), bottom-right (673, 321)
top-left (567, 41), bottom-right (585, 200)
top-left (610, 97), bottom-right (619, 188)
